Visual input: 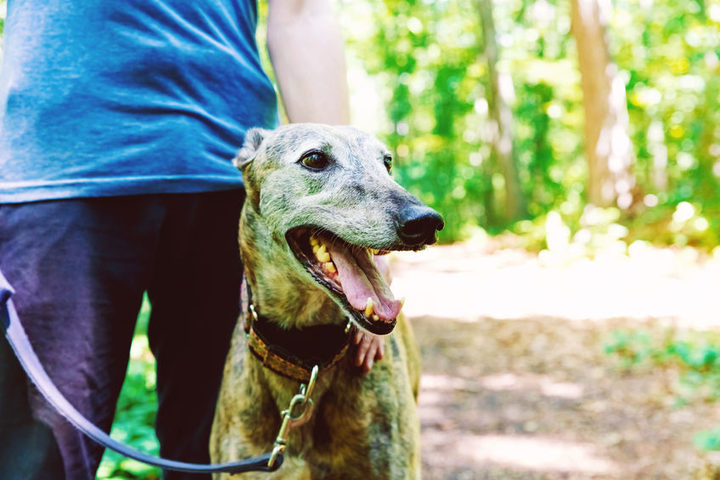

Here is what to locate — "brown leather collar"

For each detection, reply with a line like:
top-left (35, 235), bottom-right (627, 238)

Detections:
top-left (245, 305), bottom-right (352, 383)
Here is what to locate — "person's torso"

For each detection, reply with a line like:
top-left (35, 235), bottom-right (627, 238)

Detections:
top-left (0, 0), bottom-right (278, 203)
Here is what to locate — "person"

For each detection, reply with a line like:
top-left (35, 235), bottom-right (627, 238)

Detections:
top-left (0, 1), bottom-right (384, 479)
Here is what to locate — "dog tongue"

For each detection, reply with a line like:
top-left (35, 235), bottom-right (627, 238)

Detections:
top-left (327, 242), bottom-right (402, 321)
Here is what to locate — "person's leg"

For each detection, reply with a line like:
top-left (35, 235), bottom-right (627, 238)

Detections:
top-left (0, 327), bottom-right (63, 480)
top-left (0, 197), bottom-right (163, 479)
top-left (148, 189), bottom-right (244, 480)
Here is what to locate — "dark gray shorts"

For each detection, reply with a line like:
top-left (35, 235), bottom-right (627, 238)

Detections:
top-left (0, 190), bottom-right (244, 480)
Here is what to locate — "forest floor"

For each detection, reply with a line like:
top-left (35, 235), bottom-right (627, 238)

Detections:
top-left (389, 239), bottom-right (720, 479)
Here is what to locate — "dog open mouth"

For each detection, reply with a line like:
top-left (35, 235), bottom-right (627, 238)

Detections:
top-left (286, 227), bottom-right (402, 335)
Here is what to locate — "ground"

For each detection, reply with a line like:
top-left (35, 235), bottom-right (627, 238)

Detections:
top-left (390, 240), bottom-right (720, 479)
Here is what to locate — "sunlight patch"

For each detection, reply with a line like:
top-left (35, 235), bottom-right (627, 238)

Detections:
top-left (481, 373), bottom-right (584, 399)
top-left (420, 373), bottom-right (584, 400)
top-left (425, 432), bottom-right (618, 474)
top-left (460, 434), bottom-right (617, 473)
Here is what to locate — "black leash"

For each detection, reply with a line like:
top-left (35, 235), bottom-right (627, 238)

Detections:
top-left (0, 273), bottom-right (283, 475)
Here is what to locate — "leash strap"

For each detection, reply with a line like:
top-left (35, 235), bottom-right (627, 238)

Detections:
top-left (0, 274), bottom-right (282, 475)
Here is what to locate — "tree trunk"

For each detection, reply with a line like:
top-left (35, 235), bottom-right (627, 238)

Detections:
top-left (571, 0), bottom-right (635, 209)
top-left (478, 0), bottom-right (525, 222)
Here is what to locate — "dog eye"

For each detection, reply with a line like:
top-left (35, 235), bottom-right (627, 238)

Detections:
top-left (383, 154), bottom-right (393, 173)
top-left (299, 151), bottom-right (330, 170)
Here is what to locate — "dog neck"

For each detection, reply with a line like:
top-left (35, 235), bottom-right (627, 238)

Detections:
top-left (243, 301), bottom-right (351, 382)
top-left (238, 205), bottom-right (354, 384)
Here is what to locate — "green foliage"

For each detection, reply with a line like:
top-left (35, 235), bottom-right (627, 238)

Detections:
top-left (614, 0), bottom-right (720, 247)
top-left (695, 428), bottom-right (720, 452)
top-left (604, 329), bottom-right (720, 384)
top-left (344, 0), bottom-right (489, 241)
top-left (604, 328), bottom-right (720, 452)
top-left (603, 329), bottom-right (657, 368)
top-left (341, 0), bottom-right (720, 247)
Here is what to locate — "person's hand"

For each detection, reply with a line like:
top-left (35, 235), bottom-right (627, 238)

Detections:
top-left (353, 329), bottom-right (385, 374)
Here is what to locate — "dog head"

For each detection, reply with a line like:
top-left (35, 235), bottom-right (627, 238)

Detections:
top-left (236, 124), bottom-right (443, 334)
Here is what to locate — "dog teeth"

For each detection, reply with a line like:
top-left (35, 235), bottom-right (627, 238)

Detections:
top-left (324, 262), bottom-right (336, 273)
top-left (315, 250), bottom-right (330, 263)
top-left (364, 298), bottom-right (381, 322)
top-left (315, 244), bottom-right (330, 263)
top-left (310, 236), bottom-right (319, 247)
top-left (364, 297), bottom-right (374, 317)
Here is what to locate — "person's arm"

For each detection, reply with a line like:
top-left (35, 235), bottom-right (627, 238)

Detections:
top-left (266, 0), bottom-right (383, 372)
top-left (266, 0), bottom-right (350, 124)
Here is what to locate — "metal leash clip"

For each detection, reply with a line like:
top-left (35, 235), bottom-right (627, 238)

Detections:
top-left (267, 365), bottom-right (319, 469)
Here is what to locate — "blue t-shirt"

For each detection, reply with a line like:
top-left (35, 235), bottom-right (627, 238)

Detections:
top-left (0, 0), bottom-right (278, 203)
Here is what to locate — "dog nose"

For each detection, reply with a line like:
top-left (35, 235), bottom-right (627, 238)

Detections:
top-left (397, 206), bottom-right (444, 246)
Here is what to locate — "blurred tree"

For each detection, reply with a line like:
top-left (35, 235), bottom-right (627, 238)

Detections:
top-left (478, 0), bottom-right (526, 222)
top-left (570, 0), bottom-right (635, 209)
top-left (343, 0), bottom-right (495, 240)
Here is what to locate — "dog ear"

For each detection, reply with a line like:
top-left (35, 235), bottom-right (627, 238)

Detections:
top-left (234, 128), bottom-right (268, 170)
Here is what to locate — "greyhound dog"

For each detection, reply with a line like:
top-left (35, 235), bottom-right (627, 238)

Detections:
top-left (210, 124), bottom-right (443, 479)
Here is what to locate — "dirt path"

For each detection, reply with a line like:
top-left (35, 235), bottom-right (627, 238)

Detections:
top-left (390, 242), bottom-right (720, 479)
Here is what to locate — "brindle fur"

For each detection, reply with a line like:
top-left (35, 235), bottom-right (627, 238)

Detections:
top-left (210, 124), bottom-right (425, 479)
